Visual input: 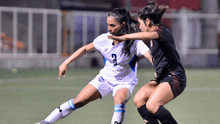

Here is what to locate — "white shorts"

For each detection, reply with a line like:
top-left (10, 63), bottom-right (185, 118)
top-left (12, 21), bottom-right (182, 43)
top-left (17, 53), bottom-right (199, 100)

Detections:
top-left (89, 75), bottom-right (135, 98)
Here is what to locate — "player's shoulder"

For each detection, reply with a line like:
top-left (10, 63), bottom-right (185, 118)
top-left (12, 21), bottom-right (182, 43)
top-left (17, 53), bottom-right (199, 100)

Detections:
top-left (95, 32), bottom-right (110, 41)
top-left (156, 26), bottom-right (171, 34)
top-left (133, 39), bottom-right (145, 46)
top-left (93, 32), bottom-right (111, 48)
top-left (129, 39), bottom-right (146, 50)
top-left (134, 39), bottom-right (143, 43)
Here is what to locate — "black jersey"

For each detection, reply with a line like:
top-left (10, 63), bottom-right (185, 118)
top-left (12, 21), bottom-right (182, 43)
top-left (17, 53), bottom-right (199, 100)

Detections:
top-left (149, 27), bottom-right (186, 84)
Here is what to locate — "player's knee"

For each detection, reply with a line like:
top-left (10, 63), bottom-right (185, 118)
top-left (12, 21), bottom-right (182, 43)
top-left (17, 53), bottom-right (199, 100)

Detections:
top-left (114, 97), bottom-right (127, 105)
top-left (146, 101), bottom-right (158, 114)
top-left (133, 92), bottom-right (146, 108)
top-left (133, 94), bottom-right (140, 106)
top-left (114, 88), bottom-right (131, 105)
top-left (114, 93), bottom-right (130, 105)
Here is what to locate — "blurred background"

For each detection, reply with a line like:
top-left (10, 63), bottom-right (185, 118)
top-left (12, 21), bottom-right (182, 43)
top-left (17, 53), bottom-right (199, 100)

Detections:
top-left (0, 0), bottom-right (220, 69)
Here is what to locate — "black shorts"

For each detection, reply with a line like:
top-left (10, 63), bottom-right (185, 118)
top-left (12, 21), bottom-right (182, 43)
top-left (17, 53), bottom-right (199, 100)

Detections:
top-left (155, 74), bottom-right (186, 99)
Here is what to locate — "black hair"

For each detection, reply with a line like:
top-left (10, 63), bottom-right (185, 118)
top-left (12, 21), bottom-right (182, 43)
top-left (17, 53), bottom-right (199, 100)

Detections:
top-left (138, 1), bottom-right (168, 25)
top-left (108, 8), bottom-right (139, 56)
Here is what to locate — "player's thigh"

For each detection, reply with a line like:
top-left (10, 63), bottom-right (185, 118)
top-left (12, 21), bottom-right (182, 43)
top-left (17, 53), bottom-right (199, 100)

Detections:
top-left (133, 81), bottom-right (157, 106)
top-left (73, 84), bottom-right (101, 107)
top-left (146, 82), bottom-right (174, 114)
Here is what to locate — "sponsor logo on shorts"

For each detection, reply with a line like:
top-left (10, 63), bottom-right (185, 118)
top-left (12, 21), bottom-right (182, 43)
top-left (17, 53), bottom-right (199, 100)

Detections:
top-left (98, 76), bottom-right (105, 82)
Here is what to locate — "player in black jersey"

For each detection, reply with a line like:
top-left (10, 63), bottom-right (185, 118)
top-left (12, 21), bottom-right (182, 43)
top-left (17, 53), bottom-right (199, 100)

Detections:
top-left (108, 1), bottom-right (186, 124)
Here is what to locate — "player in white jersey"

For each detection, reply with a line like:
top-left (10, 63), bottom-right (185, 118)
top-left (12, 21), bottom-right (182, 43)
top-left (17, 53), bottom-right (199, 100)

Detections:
top-left (94, 32), bottom-right (147, 86)
top-left (36, 8), bottom-right (152, 124)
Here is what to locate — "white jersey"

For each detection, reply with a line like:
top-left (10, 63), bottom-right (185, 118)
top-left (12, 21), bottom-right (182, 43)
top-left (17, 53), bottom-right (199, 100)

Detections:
top-left (93, 32), bottom-right (149, 86)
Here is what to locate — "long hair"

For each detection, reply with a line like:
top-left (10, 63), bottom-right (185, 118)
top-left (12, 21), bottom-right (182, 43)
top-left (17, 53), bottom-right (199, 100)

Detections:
top-left (108, 8), bottom-right (139, 56)
top-left (138, 1), bottom-right (168, 25)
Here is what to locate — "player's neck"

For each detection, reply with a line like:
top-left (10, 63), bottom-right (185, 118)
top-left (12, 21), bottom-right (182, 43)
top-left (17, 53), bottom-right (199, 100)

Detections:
top-left (112, 40), bottom-right (121, 45)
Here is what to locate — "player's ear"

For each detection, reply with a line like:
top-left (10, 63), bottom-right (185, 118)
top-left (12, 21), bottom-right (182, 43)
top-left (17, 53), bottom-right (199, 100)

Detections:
top-left (145, 18), bottom-right (151, 27)
top-left (120, 22), bottom-right (125, 28)
top-left (122, 22), bottom-right (125, 26)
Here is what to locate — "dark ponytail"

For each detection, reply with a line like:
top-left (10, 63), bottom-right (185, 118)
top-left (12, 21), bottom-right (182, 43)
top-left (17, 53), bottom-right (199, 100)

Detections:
top-left (138, 1), bottom-right (168, 25)
top-left (108, 8), bottom-right (138, 56)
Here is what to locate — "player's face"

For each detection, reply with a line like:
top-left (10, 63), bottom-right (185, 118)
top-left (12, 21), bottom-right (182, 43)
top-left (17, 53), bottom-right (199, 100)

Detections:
top-left (107, 15), bottom-right (123, 35)
top-left (138, 17), bottom-right (149, 32)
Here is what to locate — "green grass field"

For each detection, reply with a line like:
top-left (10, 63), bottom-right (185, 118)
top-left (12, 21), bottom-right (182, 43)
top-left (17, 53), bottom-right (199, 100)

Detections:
top-left (0, 68), bottom-right (220, 124)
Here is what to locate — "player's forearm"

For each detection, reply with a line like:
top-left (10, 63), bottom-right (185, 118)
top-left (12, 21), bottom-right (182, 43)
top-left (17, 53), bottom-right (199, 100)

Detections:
top-left (63, 42), bottom-right (94, 66)
top-left (123, 33), bottom-right (141, 40)
top-left (124, 32), bottom-right (158, 41)
top-left (143, 50), bottom-right (153, 65)
top-left (63, 47), bottom-right (87, 65)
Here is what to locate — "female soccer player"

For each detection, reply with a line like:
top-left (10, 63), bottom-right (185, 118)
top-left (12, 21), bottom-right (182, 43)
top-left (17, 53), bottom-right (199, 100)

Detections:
top-left (108, 1), bottom-right (187, 124)
top-left (36, 8), bottom-right (152, 124)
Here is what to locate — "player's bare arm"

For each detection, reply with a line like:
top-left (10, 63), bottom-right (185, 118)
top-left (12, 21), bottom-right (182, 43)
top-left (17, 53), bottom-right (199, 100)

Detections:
top-left (108, 31), bottom-right (159, 41)
top-left (58, 42), bottom-right (95, 79)
top-left (108, 35), bottom-right (126, 41)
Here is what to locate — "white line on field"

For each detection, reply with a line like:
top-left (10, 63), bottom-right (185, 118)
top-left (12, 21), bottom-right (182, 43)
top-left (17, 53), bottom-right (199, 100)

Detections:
top-left (0, 86), bottom-right (82, 90)
top-left (0, 75), bottom-right (93, 84)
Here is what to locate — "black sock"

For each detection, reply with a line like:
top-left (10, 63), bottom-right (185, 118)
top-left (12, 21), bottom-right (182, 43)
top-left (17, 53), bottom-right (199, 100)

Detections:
top-left (154, 106), bottom-right (177, 124)
top-left (137, 105), bottom-right (159, 124)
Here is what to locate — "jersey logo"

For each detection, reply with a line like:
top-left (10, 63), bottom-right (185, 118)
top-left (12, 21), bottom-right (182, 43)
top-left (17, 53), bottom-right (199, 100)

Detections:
top-left (104, 48), bottom-right (108, 52)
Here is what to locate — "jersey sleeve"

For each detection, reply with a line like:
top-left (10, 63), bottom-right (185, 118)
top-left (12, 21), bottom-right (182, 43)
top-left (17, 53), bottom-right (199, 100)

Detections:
top-left (93, 35), bottom-right (101, 51)
top-left (155, 28), bottom-right (164, 38)
top-left (93, 33), bottom-right (107, 51)
top-left (135, 40), bottom-right (149, 57)
top-left (155, 27), bottom-right (170, 42)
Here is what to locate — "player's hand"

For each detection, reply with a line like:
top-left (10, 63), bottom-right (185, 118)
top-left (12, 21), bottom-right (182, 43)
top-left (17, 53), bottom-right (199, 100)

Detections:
top-left (107, 35), bottom-right (115, 40)
top-left (58, 63), bottom-right (68, 80)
